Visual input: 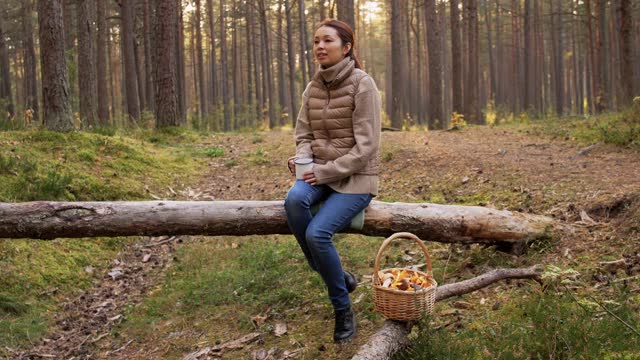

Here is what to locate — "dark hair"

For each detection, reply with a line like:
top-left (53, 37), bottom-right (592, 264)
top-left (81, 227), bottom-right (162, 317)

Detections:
top-left (318, 19), bottom-right (363, 69)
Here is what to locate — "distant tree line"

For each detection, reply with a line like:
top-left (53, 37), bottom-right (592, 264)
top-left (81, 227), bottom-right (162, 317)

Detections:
top-left (0, 0), bottom-right (637, 132)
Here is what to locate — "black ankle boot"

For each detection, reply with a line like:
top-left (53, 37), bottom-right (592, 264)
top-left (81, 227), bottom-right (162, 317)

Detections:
top-left (333, 307), bottom-right (356, 343)
top-left (344, 271), bottom-right (358, 293)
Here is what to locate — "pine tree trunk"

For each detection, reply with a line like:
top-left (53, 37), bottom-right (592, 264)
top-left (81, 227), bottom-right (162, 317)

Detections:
top-left (219, 0), bottom-right (231, 130)
top-left (402, 0), bottom-right (411, 123)
top-left (425, 0), bottom-right (443, 128)
top-left (195, 0), bottom-right (206, 119)
top-left (63, 0), bottom-right (77, 112)
top-left (206, 0), bottom-right (218, 110)
top-left (551, 0), bottom-right (564, 115)
top-left (24, 0), bottom-right (39, 121)
top-left (63, 0), bottom-right (76, 51)
top-left (174, 1), bottom-right (186, 123)
top-left (37, 0), bottom-right (74, 132)
top-left (154, 0), bottom-right (179, 127)
top-left (400, 1), bottom-right (410, 122)
top-left (11, 48), bottom-right (21, 113)
top-left (121, 0), bottom-right (141, 121)
top-left (77, 0), bottom-right (97, 128)
top-left (617, 0), bottom-right (633, 106)
top-left (413, 0), bottom-right (423, 124)
top-left (97, 0), bottom-right (110, 124)
top-left (390, 2), bottom-right (403, 129)
top-left (108, 25), bottom-right (117, 120)
top-left (484, 1), bottom-right (495, 103)
top-left (571, 0), bottom-right (583, 115)
top-left (191, 15), bottom-right (199, 119)
top-left (319, 0), bottom-right (326, 21)
top-left (510, 0), bottom-right (520, 113)
top-left (599, 0), bottom-right (609, 110)
top-left (250, 3), bottom-right (262, 127)
top-left (304, 4), bottom-right (314, 81)
top-left (298, 0), bottom-right (309, 86)
top-left (244, 0), bottom-right (255, 126)
top-left (143, 0), bottom-right (155, 113)
top-left (439, 1), bottom-right (449, 124)
top-left (258, 0), bottom-right (276, 129)
top-left (523, 0), bottom-right (533, 112)
top-left (465, 0), bottom-right (480, 123)
top-left (276, 0), bottom-right (287, 124)
top-left (232, 0), bottom-right (240, 122)
top-left (285, 0), bottom-right (298, 127)
top-left (0, 14), bottom-right (14, 118)
top-left (134, 37), bottom-right (146, 112)
top-left (336, 0), bottom-right (355, 30)
top-left (590, 0), bottom-right (605, 112)
top-left (534, 0), bottom-right (543, 113)
top-left (607, 2), bottom-right (617, 111)
top-left (450, 0), bottom-right (462, 115)
top-left (635, 22), bottom-right (640, 97)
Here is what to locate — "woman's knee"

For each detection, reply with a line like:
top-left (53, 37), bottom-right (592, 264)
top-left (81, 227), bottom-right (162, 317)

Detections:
top-left (305, 224), bottom-right (332, 251)
top-left (285, 184), bottom-right (310, 210)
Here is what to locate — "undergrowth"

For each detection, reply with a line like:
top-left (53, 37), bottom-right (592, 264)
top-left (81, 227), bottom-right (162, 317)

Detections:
top-left (0, 128), bottom-right (209, 348)
top-left (396, 284), bottom-right (640, 359)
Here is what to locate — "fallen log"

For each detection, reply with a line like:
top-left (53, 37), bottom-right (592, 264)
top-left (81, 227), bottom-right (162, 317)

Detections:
top-left (352, 265), bottom-right (543, 360)
top-left (0, 201), bottom-right (553, 250)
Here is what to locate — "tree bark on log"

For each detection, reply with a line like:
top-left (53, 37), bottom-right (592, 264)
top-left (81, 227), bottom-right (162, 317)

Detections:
top-left (352, 265), bottom-right (543, 360)
top-left (0, 201), bottom-right (553, 250)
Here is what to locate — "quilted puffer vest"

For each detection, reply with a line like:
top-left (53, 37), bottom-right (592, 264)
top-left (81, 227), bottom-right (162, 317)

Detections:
top-left (306, 59), bottom-right (378, 176)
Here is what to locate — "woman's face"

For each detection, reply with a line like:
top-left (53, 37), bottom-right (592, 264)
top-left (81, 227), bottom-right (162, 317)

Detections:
top-left (313, 26), bottom-right (351, 68)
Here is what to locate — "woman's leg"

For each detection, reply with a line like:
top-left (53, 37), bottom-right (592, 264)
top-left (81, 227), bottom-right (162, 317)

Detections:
top-left (284, 180), bottom-right (329, 272)
top-left (304, 191), bottom-right (373, 310)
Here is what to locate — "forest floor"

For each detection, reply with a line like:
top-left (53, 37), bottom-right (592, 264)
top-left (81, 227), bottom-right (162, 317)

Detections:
top-left (6, 116), bottom-right (640, 359)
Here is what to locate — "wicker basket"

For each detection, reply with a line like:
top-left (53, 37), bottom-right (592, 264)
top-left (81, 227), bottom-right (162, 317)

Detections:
top-left (372, 232), bottom-right (437, 321)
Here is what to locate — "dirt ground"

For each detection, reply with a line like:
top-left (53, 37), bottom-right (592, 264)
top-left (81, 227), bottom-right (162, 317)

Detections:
top-left (14, 126), bottom-right (640, 359)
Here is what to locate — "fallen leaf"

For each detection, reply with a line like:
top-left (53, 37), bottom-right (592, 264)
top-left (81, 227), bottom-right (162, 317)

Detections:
top-left (252, 349), bottom-right (268, 360)
top-left (251, 314), bottom-right (267, 327)
top-left (108, 268), bottom-right (124, 280)
top-left (453, 301), bottom-right (473, 310)
top-left (274, 322), bottom-right (287, 337)
top-left (579, 210), bottom-right (597, 224)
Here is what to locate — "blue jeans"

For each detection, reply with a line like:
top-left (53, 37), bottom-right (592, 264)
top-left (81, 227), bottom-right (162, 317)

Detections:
top-left (284, 180), bottom-right (373, 311)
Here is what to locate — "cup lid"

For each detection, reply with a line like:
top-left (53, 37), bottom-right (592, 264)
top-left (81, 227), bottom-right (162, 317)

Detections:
top-left (294, 158), bottom-right (313, 165)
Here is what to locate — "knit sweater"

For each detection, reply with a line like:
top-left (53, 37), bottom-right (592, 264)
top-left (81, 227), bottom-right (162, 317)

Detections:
top-left (293, 57), bottom-right (381, 195)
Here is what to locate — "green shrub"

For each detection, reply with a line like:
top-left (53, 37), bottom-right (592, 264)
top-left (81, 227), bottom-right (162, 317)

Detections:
top-left (77, 149), bottom-right (96, 163)
top-left (13, 167), bottom-right (73, 201)
top-left (203, 147), bottom-right (225, 157)
top-left (0, 153), bottom-right (16, 174)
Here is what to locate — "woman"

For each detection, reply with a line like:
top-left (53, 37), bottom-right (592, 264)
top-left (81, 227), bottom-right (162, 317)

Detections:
top-left (284, 19), bottom-right (381, 343)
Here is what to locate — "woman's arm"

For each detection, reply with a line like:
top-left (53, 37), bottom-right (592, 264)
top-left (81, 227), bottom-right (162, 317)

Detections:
top-left (293, 83), bottom-right (314, 159)
top-left (313, 76), bottom-right (381, 184)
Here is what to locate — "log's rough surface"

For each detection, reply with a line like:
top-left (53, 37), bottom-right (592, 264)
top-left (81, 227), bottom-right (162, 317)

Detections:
top-left (0, 201), bottom-right (553, 245)
top-left (351, 266), bottom-right (543, 360)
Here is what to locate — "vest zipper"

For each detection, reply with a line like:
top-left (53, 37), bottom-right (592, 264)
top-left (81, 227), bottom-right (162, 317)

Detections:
top-left (323, 89), bottom-right (331, 143)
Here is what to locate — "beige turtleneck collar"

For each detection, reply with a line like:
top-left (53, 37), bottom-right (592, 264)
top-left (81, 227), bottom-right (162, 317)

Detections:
top-left (314, 57), bottom-right (355, 89)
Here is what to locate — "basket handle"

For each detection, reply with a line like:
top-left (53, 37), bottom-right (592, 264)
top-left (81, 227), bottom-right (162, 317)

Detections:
top-left (373, 232), bottom-right (433, 284)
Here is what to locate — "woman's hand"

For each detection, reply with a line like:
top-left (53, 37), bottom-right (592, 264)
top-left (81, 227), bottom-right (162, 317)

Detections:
top-left (287, 158), bottom-right (296, 175)
top-left (302, 171), bottom-right (317, 185)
